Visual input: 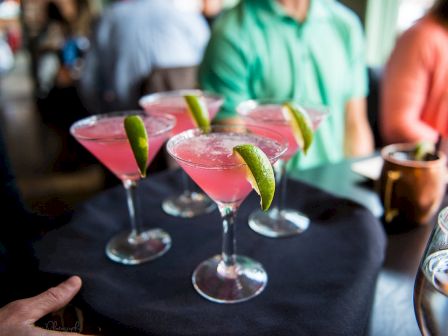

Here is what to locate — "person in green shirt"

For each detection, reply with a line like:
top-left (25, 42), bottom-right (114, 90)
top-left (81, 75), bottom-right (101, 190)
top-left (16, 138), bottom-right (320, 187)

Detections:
top-left (199, 0), bottom-right (374, 172)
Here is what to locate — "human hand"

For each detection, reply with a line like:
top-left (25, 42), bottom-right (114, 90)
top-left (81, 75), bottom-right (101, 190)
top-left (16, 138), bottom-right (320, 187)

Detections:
top-left (0, 276), bottom-right (90, 336)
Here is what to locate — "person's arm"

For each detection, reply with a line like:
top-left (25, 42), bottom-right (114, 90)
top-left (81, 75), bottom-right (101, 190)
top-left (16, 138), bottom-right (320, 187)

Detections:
top-left (344, 97), bottom-right (374, 157)
top-left (198, 16), bottom-right (251, 123)
top-left (380, 27), bottom-right (439, 144)
top-left (0, 276), bottom-right (89, 336)
top-left (344, 14), bottom-right (374, 157)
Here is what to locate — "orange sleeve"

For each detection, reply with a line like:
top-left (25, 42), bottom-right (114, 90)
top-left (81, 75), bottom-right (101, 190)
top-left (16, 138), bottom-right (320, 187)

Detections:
top-left (380, 24), bottom-right (439, 144)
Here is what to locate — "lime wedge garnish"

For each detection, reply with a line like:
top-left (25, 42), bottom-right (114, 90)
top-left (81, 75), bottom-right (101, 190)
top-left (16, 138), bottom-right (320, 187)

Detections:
top-left (414, 141), bottom-right (435, 161)
top-left (283, 102), bottom-right (314, 154)
top-left (124, 115), bottom-right (148, 178)
top-left (184, 94), bottom-right (210, 132)
top-left (233, 144), bottom-right (275, 211)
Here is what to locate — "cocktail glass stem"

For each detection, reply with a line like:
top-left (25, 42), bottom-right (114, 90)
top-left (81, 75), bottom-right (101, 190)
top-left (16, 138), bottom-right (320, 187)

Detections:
top-left (123, 179), bottom-right (142, 243)
top-left (180, 171), bottom-right (194, 198)
top-left (162, 170), bottom-right (216, 218)
top-left (248, 158), bottom-right (310, 238)
top-left (192, 201), bottom-right (267, 303)
top-left (272, 159), bottom-right (287, 212)
top-left (181, 170), bottom-right (190, 195)
top-left (218, 203), bottom-right (237, 278)
top-left (105, 178), bottom-right (171, 265)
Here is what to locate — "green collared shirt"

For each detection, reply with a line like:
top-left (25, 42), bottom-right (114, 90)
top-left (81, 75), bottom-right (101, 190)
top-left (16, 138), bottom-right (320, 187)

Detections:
top-left (199, 0), bottom-right (368, 170)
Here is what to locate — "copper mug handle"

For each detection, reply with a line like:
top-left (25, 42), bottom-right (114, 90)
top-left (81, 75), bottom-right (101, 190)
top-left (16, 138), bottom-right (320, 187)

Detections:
top-left (384, 170), bottom-right (402, 223)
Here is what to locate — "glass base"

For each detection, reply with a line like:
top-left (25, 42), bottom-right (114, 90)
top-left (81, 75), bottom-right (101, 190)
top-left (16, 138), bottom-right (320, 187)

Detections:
top-left (162, 191), bottom-right (216, 218)
top-left (249, 208), bottom-right (310, 238)
top-left (106, 228), bottom-right (171, 265)
top-left (192, 255), bottom-right (267, 304)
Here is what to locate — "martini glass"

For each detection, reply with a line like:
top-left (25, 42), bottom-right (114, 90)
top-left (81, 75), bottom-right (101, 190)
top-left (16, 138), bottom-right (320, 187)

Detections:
top-left (140, 90), bottom-right (224, 218)
top-left (237, 99), bottom-right (329, 237)
top-left (166, 125), bottom-right (287, 303)
top-left (70, 111), bottom-right (175, 265)
top-left (414, 207), bottom-right (448, 336)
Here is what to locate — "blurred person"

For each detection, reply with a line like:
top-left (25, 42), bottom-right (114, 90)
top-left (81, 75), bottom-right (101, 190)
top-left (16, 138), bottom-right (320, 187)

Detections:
top-left (0, 124), bottom-right (67, 305)
top-left (0, 129), bottom-right (81, 336)
top-left (0, 128), bottom-right (93, 335)
top-left (0, 125), bottom-right (50, 306)
top-left (62, 0), bottom-right (98, 74)
top-left (380, 0), bottom-right (448, 151)
top-left (35, 0), bottom-right (97, 95)
top-left (36, 0), bottom-right (99, 172)
top-left (199, 0), bottom-right (374, 171)
top-left (35, 1), bottom-right (70, 96)
top-left (40, 0), bottom-right (97, 86)
top-left (79, 0), bottom-right (210, 114)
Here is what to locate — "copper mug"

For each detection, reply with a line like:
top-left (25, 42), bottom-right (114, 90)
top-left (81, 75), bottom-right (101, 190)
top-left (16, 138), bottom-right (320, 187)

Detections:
top-left (378, 143), bottom-right (447, 226)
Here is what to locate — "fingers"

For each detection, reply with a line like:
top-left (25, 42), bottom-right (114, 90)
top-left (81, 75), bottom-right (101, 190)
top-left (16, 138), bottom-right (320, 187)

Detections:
top-left (36, 330), bottom-right (90, 336)
top-left (22, 276), bottom-right (82, 323)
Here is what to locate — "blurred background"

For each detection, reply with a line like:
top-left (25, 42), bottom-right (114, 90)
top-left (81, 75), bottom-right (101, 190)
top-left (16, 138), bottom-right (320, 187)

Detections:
top-left (0, 0), bottom-right (436, 216)
top-left (1, 0), bottom-right (105, 217)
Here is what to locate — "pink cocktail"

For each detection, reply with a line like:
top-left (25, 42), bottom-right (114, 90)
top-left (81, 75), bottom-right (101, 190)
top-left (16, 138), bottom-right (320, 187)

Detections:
top-left (140, 96), bottom-right (220, 134)
top-left (238, 103), bottom-right (326, 160)
top-left (71, 111), bottom-right (175, 265)
top-left (167, 125), bottom-right (287, 304)
top-left (75, 116), bottom-right (170, 181)
top-left (140, 90), bottom-right (224, 218)
top-left (174, 132), bottom-right (282, 204)
top-left (140, 90), bottom-right (223, 135)
top-left (237, 100), bottom-right (329, 238)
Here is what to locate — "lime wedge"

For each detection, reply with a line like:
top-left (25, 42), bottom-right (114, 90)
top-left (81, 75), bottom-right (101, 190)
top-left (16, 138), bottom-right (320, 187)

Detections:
top-left (283, 102), bottom-right (314, 154)
top-left (233, 144), bottom-right (275, 211)
top-left (124, 115), bottom-right (148, 178)
top-left (414, 141), bottom-right (435, 161)
top-left (184, 94), bottom-right (210, 132)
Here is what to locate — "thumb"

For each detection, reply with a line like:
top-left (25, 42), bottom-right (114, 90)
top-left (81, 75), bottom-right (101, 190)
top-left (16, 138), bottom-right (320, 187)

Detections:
top-left (23, 276), bottom-right (82, 323)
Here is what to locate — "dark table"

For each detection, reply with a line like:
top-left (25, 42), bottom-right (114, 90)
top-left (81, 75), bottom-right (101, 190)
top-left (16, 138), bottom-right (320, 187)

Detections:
top-left (294, 156), bottom-right (443, 336)
top-left (33, 162), bottom-right (388, 336)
